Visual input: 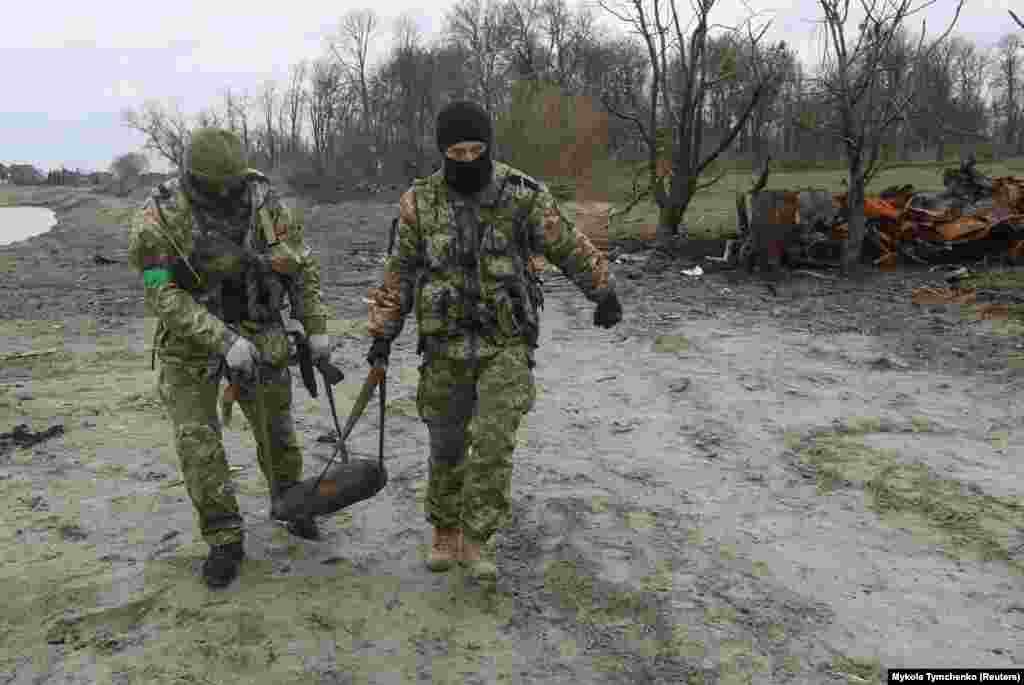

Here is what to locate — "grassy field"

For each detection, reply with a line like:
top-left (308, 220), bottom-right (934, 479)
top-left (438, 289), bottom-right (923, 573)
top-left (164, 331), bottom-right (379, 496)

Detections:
top-left (575, 156), bottom-right (1024, 242)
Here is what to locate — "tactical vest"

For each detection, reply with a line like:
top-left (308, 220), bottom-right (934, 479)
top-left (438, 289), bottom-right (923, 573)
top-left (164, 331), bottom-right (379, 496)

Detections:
top-left (410, 171), bottom-right (545, 348)
top-left (154, 178), bottom-right (292, 327)
top-left (147, 176), bottom-right (297, 370)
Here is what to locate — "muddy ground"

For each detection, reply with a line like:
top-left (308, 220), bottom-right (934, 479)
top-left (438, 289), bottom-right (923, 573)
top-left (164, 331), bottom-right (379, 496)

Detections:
top-left (1, 185), bottom-right (1022, 685)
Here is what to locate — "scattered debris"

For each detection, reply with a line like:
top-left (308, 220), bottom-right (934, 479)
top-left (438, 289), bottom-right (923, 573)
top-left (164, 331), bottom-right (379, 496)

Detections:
top-left (16, 494), bottom-right (48, 511)
top-left (611, 419), bottom-right (638, 434)
top-left (1, 423), bottom-right (65, 456)
top-left (668, 378), bottom-right (692, 393)
top-left (911, 286), bottom-right (978, 305)
top-left (791, 269), bottom-right (835, 280)
top-left (974, 303), bottom-right (1012, 320)
top-left (59, 524), bottom-right (89, 542)
top-left (730, 157), bottom-right (1024, 269)
top-left (615, 253), bottom-right (649, 264)
top-left (869, 354), bottom-right (911, 371)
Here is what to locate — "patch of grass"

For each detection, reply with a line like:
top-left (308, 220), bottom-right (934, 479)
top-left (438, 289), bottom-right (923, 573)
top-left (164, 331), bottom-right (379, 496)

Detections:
top-left (626, 509), bottom-right (657, 530)
top-left (843, 416), bottom-right (882, 434)
top-left (796, 429), bottom-right (1024, 573)
top-left (542, 559), bottom-right (644, 627)
top-left (910, 416), bottom-right (933, 433)
top-left (44, 589), bottom-right (167, 649)
top-left (592, 654), bottom-right (628, 673)
top-left (95, 207), bottom-right (136, 227)
top-left (660, 624), bottom-right (706, 659)
top-left (832, 654), bottom-right (882, 683)
top-left (597, 157), bottom-right (977, 241)
top-left (326, 317), bottom-right (369, 338)
top-left (652, 334), bottom-right (691, 354)
top-left (640, 560), bottom-right (674, 593)
top-left (960, 269), bottom-right (1024, 290)
top-left (991, 431), bottom-right (1010, 450)
top-left (388, 397), bottom-right (418, 418)
top-left (704, 605), bottom-right (738, 625)
top-left (781, 654), bottom-right (802, 675)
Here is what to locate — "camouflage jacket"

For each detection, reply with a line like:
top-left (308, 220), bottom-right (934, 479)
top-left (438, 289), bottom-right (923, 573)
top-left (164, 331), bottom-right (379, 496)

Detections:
top-left (128, 171), bottom-right (329, 367)
top-left (367, 161), bottom-right (615, 360)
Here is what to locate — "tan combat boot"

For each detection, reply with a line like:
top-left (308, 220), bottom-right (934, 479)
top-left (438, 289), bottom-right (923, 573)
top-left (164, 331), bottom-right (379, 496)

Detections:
top-left (426, 527), bottom-right (461, 572)
top-left (459, 534), bottom-right (497, 581)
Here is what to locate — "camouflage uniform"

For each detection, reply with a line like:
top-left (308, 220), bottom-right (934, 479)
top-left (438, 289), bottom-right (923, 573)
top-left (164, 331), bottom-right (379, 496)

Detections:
top-left (128, 171), bottom-right (329, 547)
top-left (367, 160), bottom-right (615, 545)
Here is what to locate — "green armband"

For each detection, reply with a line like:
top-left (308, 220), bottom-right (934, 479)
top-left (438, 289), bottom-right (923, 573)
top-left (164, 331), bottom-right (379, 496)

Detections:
top-left (143, 268), bottom-right (172, 289)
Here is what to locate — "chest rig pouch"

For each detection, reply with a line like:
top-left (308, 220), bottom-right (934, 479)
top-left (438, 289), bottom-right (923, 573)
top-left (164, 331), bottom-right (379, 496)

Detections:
top-left (415, 173), bottom-right (543, 353)
top-left (159, 187), bottom-right (290, 327)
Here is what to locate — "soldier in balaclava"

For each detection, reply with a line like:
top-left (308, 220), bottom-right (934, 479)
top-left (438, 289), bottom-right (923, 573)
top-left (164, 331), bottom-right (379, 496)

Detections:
top-left (128, 128), bottom-right (333, 588)
top-left (365, 100), bottom-right (623, 581)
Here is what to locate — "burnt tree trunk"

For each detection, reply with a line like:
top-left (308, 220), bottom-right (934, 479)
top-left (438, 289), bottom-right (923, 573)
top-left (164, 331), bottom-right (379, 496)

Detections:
top-left (745, 190), bottom-right (797, 278)
top-left (842, 157), bottom-right (869, 274)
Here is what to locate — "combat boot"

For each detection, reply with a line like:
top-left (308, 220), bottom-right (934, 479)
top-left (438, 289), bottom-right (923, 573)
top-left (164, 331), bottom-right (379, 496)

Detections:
top-left (459, 534), bottom-right (497, 582)
top-left (202, 540), bottom-right (245, 588)
top-left (426, 527), bottom-right (461, 572)
top-left (270, 480), bottom-right (321, 541)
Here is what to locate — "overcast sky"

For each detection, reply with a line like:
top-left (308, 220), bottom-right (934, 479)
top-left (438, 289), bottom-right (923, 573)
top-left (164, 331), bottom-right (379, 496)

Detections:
top-left (0, 0), bottom-right (1012, 174)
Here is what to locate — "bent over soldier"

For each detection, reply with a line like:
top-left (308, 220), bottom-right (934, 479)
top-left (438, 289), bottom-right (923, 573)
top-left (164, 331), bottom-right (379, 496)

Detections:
top-left (365, 101), bottom-right (623, 581)
top-left (128, 128), bottom-right (332, 588)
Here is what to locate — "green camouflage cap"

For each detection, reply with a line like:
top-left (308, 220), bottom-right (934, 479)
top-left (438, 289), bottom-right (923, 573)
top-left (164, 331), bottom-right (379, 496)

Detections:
top-left (185, 128), bottom-right (247, 192)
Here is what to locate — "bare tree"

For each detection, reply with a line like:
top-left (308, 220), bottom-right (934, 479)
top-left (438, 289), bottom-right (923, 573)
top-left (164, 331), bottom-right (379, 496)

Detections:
top-left (194, 106), bottom-right (223, 129)
top-left (599, 0), bottom-right (783, 249)
top-left (284, 61), bottom-right (308, 157)
top-left (445, 0), bottom-right (513, 115)
top-left (503, 0), bottom-right (544, 80)
top-left (991, 35), bottom-right (1023, 154)
top-left (814, 0), bottom-right (963, 272)
top-left (120, 99), bottom-right (190, 169)
top-left (330, 9), bottom-right (380, 135)
top-left (307, 58), bottom-right (344, 174)
top-left (257, 80), bottom-right (279, 168)
top-left (948, 38), bottom-right (990, 147)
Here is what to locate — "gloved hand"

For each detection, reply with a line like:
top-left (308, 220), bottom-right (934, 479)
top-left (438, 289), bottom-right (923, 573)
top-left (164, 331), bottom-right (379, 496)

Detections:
top-left (593, 291), bottom-right (623, 329)
top-left (366, 339), bottom-right (392, 368)
top-left (224, 334), bottom-right (260, 383)
top-left (309, 334), bottom-right (330, 365)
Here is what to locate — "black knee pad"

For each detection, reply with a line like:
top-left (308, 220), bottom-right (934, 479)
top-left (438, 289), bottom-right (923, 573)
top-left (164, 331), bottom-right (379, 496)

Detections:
top-left (427, 421), bottom-right (469, 466)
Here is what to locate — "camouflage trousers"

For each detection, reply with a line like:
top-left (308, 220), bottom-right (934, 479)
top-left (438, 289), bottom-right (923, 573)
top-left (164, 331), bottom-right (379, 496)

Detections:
top-left (416, 343), bottom-right (537, 544)
top-left (157, 360), bottom-right (303, 546)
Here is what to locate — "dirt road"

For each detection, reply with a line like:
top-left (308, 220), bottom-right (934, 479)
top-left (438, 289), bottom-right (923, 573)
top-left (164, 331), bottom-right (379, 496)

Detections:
top-left (1, 186), bottom-right (1022, 684)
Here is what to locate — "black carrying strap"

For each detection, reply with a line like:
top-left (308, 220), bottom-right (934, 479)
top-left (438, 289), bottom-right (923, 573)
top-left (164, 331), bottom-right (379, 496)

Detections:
top-left (378, 370), bottom-right (386, 469)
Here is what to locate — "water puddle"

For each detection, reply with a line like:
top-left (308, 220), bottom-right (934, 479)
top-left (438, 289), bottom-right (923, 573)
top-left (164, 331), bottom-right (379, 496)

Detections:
top-left (0, 206), bottom-right (57, 245)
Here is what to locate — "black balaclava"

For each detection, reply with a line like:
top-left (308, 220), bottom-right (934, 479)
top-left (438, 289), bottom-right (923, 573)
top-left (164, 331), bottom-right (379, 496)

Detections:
top-left (436, 100), bottom-right (494, 196)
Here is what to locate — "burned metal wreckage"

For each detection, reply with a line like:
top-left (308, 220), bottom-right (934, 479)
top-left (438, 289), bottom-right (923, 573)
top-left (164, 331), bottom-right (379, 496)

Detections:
top-left (731, 158), bottom-right (1024, 273)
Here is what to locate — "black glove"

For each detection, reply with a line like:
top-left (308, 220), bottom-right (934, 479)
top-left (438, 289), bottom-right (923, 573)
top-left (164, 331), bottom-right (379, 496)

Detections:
top-left (367, 339), bottom-right (392, 367)
top-left (593, 291), bottom-right (623, 329)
